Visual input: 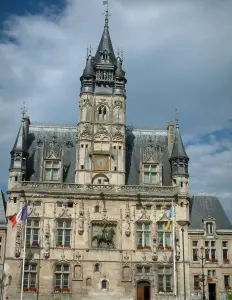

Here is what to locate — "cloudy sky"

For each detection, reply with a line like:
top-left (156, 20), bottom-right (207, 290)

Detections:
top-left (0, 0), bottom-right (231, 220)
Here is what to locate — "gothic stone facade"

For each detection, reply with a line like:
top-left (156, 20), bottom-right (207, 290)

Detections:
top-left (3, 7), bottom-right (232, 300)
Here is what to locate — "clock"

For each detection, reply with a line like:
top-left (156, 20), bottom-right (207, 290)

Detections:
top-left (93, 155), bottom-right (109, 171)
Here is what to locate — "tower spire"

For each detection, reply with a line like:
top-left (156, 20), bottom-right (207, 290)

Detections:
top-left (103, 0), bottom-right (109, 27)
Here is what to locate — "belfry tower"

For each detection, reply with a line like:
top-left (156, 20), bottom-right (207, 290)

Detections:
top-left (75, 4), bottom-right (127, 185)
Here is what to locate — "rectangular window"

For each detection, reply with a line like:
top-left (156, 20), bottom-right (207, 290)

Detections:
top-left (55, 264), bottom-right (70, 291)
top-left (57, 220), bottom-right (71, 247)
top-left (144, 164), bottom-right (157, 184)
top-left (194, 275), bottom-right (200, 289)
top-left (158, 267), bottom-right (172, 293)
top-left (206, 222), bottom-right (213, 234)
top-left (23, 264), bottom-right (37, 291)
top-left (136, 266), bottom-right (151, 275)
top-left (26, 220), bottom-right (40, 247)
top-left (208, 270), bottom-right (216, 278)
top-left (222, 241), bottom-right (228, 261)
top-left (224, 275), bottom-right (230, 288)
top-left (45, 160), bottom-right (60, 181)
top-left (136, 223), bottom-right (150, 248)
top-left (205, 240), bottom-right (217, 262)
top-left (192, 241), bottom-right (198, 262)
top-left (157, 222), bottom-right (171, 249)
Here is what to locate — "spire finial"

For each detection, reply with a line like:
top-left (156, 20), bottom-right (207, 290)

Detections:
top-left (21, 102), bottom-right (27, 119)
top-left (175, 109), bottom-right (179, 129)
top-left (117, 46), bottom-right (120, 57)
top-left (86, 47), bottom-right (89, 59)
top-left (89, 45), bottom-right (92, 56)
top-left (103, 0), bottom-right (110, 27)
top-left (121, 49), bottom-right (124, 61)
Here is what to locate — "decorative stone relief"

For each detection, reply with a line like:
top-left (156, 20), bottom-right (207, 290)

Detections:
top-left (80, 124), bottom-right (92, 140)
top-left (152, 238), bottom-right (158, 261)
top-left (78, 200), bottom-right (84, 235)
top-left (15, 224), bottom-right (22, 258)
top-left (125, 202), bottom-right (131, 237)
top-left (28, 203), bottom-right (39, 217)
top-left (94, 125), bottom-right (109, 141)
top-left (176, 238), bottom-right (180, 261)
top-left (59, 204), bottom-right (72, 218)
top-left (91, 222), bottom-right (117, 249)
top-left (45, 133), bottom-right (63, 159)
top-left (44, 222), bottom-right (50, 259)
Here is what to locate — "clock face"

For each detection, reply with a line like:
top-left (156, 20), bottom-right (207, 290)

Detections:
top-left (93, 155), bottom-right (109, 171)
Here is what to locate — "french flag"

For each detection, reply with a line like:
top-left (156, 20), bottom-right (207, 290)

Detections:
top-left (9, 203), bottom-right (29, 228)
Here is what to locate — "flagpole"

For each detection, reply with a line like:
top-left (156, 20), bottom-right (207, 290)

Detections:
top-left (20, 206), bottom-right (28, 300)
top-left (172, 199), bottom-right (177, 297)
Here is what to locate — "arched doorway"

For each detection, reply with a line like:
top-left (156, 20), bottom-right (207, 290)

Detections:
top-left (137, 281), bottom-right (150, 300)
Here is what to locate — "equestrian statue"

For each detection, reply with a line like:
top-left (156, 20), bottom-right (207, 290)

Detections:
top-left (92, 227), bottom-right (115, 248)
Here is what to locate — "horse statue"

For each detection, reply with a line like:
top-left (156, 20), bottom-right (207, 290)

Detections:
top-left (92, 227), bottom-right (115, 248)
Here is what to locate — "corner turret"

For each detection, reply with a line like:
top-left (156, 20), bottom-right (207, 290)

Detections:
top-left (80, 54), bottom-right (95, 93)
top-left (114, 54), bottom-right (127, 95)
top-left (8, 113), bottom-right (30, 189)
top-left (169, 119), bottom-right (189, 193)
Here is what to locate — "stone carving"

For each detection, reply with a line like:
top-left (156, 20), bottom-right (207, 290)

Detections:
top-left (125, 202), bottom-right (131, 237)
top-left (78, 200), bottom-right (84, 235)
top-left (21, 182), bottom-right (177, 196)
top-left (44, 222), bottom-right (50, 258)
top-left (94, 125), bottom-right (109, 141)
top-left (45, 133), bottom-right (63, 159)
top-left (91, 223), bottom-right (116, 249)
top-left (142, 138), bottom-right (163, 163)
top-left (15, 224), bottom-right (22, 258)
top-left (176, 238), bottom-right (180, 261)
top-left (80, 124), bottom-right (92, 140)
top-left (152, 238), bottom-right (158, 261)
top-left (112, 126), bottom-right (124, 141)
top-left (65, 133), bottom-right (73, 148)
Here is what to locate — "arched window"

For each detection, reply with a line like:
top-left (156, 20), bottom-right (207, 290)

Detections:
top-left (101, 279), bottom-right (107, 289)
top-left (94, 205), bottom-right (100, 213)
top-left (94, 263), bottom-right (100, 272)
top-left (98, 105), bottom-right (108, 121)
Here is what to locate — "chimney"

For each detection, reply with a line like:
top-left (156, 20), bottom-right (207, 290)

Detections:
top-left (23, 115), bottom-right (31, 139)
top-left (167, 121), bottom-right (174, 156)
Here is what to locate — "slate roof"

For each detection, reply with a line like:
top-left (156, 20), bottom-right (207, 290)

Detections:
top-left (94, 19), bottom-right (116, 67)
top-left (170, 126), bottom-right (188, 160)
top-left (126, 127), bottom-right (172, 186)
top-left (26, 124), bottom-right (77, 183)
top-left (0, 189), bottom-right (6, 225)
top-left (24, 123), bottom-right (172, 186)
top-left (190, 194), bottom-right (232, 230)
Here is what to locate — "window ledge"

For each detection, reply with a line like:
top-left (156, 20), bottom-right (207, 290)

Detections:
top-left (53, 290), bottom-right (72, 294)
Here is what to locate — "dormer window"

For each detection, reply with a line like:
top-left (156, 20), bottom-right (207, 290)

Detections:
top-left (44, 160), bottom-right (60, 181)
top-left (206, 222), bottom-right (213, 234)
top-left (144, 164), bottom-right (157, 185)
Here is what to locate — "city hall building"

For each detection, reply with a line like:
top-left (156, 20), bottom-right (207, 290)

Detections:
top-left (3, 6), bottom-right (232, 300)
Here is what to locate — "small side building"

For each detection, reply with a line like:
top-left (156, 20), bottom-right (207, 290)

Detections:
top-left (189, 194), bottom-right (232, 300)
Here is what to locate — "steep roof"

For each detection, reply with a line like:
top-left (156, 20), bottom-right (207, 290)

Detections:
top-left (170, 126), bottom-right (188, 160)
top-left (0, 190), bottom-right (6, 226)
top-left (94, 16), bottom-right (116, 67)
top-left (190, 194), bottom-right (232, 229)
top-left (11, 120), bottom-right (27, 154)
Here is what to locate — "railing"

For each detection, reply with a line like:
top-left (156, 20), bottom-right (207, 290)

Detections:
top-left (20, 181), bottom-right (177, 195)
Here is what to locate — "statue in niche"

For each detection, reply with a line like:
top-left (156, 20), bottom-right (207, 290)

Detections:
top-left (44, 223), bottom-right (50, 258)
top-left (15, 224), bottom-right (21, 258)
top-left (78, 212), bottom-right (84, 235)
top-left (176, 238), bottom-right (180, 260)
top-left (152, 238), bottom-right (158, 261)
top-left (125, 216), bottom-right (130, 237)
top-left (92, 227), bottom-right (115, 248)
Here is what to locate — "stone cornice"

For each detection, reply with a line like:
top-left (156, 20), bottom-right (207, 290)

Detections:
top-left (9, 182), bottom-right (178, 198)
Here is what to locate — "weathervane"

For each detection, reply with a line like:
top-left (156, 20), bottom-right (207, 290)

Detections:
top-left (21, 102), bottom-right (27, 119)
top-left (103, 0), bottom-right (111, 26)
